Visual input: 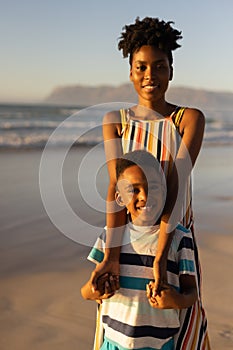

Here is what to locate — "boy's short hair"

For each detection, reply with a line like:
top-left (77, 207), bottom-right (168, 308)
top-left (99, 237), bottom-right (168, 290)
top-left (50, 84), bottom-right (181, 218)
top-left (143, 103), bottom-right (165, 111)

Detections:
top-left (116, 150), bottom-right (164, 182)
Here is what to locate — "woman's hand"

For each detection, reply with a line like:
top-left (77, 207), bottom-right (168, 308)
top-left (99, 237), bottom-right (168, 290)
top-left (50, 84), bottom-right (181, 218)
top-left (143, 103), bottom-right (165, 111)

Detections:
top-left (152, 256), bottom-right (168, 296)
top-left (90, 259), bottom-right (120, 292)
top-left (95, 273), bottom-right (119, 303)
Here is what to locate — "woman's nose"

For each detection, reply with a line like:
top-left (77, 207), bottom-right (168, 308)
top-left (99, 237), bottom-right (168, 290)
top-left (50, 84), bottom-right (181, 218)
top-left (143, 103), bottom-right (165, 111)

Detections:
top-left (145, 67), bottom-right (155, 80)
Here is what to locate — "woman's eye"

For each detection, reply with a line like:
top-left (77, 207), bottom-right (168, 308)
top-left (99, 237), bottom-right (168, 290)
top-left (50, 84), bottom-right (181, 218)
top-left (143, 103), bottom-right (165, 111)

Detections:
top-left (156, 64), bottom-right (166, 70)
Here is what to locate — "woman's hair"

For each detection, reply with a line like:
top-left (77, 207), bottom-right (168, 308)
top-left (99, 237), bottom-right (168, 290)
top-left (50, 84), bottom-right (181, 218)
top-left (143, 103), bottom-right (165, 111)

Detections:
top-left (118, 16), bottom-right (182, 66)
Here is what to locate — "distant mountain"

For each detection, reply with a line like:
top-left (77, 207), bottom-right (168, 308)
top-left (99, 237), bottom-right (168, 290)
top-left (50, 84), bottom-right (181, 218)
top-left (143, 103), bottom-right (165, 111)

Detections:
top-left (45, 84), bottom-right (137, 106)
top-left (44, 83), bottom-right (233, 111)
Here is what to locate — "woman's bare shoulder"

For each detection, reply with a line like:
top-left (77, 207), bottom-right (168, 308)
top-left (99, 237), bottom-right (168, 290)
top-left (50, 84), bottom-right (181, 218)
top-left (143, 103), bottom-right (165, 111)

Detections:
top-left (103, 110), bottom-right (122, 138)
top-left (103, 110), bottom-right (121, 124)
top-left (183, 107), bottom-right (205, 122)
top-left (180, 107), bottom-right (205, 134)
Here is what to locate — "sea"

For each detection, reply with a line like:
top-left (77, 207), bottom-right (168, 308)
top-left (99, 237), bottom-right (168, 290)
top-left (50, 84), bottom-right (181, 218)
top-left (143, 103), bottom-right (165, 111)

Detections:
top-left (0, 103), bottom-right (233, 149)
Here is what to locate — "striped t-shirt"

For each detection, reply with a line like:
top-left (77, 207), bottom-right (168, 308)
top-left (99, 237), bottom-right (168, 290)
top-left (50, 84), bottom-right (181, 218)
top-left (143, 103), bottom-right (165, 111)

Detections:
top-left (88, 223), bottom-right (196, 350)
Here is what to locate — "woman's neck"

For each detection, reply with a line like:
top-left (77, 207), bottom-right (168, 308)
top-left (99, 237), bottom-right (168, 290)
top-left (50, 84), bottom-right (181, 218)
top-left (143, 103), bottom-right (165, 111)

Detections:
top-left (129, 103), bottom-right (176, 120)
top-left (136, 100), bottom-right (176, 117)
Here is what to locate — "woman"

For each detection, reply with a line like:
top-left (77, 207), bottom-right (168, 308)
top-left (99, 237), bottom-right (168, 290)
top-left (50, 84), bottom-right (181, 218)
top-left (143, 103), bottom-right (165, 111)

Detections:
top-left (91, 17), bottom-right (210, 349)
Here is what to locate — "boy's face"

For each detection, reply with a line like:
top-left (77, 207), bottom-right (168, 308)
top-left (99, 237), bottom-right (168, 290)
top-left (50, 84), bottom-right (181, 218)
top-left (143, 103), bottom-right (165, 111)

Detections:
top-left (116, 165), bottom-right (166, 226)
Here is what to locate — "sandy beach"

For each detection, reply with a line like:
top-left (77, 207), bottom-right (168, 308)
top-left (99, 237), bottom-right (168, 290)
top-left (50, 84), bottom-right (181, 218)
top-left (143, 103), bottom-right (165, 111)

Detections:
top-left (1, 146), bottom-right (233, 349)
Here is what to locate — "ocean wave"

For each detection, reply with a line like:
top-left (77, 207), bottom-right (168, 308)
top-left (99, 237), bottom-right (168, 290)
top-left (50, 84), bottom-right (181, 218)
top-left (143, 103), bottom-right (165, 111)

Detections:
top-left (0, 133), bottom-right (103, 149)
top-left (0, 104), bottom-right (232, 149)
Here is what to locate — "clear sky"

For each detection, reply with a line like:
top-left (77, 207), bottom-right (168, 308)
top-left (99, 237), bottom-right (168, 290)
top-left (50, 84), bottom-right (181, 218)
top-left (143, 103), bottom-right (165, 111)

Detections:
top-left (1, 0), bottom-right (233, 102)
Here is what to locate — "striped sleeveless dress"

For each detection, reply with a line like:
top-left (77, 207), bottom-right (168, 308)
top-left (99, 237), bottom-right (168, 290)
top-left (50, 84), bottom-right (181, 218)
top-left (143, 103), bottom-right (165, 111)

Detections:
top-left (120, 107), bottom-right (211, 349)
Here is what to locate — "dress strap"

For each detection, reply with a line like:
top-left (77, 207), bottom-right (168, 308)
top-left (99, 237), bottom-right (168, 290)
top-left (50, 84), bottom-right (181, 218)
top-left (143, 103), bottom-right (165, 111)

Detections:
top-left (171, 106), bottom-right (186, 129)
top-left (120, 107), bottom-right (186, 131)
top-left (120, 109), bottom-right (129, 135)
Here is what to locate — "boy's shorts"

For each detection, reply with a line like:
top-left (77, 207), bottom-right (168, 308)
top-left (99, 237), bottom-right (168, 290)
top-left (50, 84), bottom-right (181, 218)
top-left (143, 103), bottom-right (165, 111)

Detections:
top-left (100, 337), bottom-right (174, 350)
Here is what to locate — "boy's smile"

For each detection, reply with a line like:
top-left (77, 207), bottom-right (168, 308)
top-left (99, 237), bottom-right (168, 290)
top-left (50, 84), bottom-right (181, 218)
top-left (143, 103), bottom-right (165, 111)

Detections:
top-left (116, 165), bottom-right (166, 226)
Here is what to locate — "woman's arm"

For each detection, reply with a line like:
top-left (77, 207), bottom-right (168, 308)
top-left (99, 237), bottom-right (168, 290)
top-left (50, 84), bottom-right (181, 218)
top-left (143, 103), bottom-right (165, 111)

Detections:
top-left (90, 111), bottom-right (126, 290)
top-left (153, 108), bottom-right (205, 293)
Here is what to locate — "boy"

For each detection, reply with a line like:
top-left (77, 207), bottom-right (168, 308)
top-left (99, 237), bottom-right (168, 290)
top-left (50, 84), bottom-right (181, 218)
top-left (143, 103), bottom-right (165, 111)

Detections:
top-left (81, 150), bottom-right (197, 349)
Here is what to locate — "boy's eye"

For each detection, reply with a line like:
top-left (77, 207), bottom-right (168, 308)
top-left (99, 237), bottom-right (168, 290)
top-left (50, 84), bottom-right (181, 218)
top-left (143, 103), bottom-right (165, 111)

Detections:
top-left (127, 187), bottom-right (139, 194)
top-left (149, 184), bottom-right (159, 190)
top-left (136, 64), bottom-right (147, 72)
top-left (125, 185), bottom-right (134, 193)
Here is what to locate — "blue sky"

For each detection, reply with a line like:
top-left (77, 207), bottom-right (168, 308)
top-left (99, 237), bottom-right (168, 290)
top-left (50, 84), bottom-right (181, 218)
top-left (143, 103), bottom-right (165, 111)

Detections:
top-left (1, 0), bottom-right (233, 102)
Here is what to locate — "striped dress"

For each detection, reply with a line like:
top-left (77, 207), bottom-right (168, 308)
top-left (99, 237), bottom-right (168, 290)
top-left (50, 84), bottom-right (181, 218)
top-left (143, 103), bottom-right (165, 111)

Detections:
top-left (120, 107), bottom-right (210, 349)
top-left (89, 223), bottom-right (196, 350)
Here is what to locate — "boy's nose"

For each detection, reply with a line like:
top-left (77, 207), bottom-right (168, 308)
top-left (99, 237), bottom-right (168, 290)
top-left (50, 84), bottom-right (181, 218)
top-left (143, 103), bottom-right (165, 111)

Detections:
top-left (138, 188), bottom-right (147, 201)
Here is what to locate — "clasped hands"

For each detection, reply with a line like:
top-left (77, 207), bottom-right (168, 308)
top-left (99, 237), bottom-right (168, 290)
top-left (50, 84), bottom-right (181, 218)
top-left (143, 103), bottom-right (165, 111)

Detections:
top-left (93, 272), bottom-right (175, 309)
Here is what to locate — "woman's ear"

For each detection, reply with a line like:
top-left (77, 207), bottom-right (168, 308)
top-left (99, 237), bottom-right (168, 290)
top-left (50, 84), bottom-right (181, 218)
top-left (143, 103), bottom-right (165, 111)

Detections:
top-left (129, 68), bottom-right (133, 82)
top-left (115, 192), bottom-right (125, 207)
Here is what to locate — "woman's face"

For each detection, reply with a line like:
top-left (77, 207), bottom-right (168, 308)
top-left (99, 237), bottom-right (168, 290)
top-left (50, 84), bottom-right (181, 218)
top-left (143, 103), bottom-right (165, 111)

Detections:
top-left (130, 45), bottom-right (172, 108)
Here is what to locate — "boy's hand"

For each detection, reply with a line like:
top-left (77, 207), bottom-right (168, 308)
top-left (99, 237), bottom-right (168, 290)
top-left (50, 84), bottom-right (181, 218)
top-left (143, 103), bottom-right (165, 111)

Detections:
top-left (146, 281), bottom-right (178, 309)
top-left (90, 260), bottom-right (120, 292)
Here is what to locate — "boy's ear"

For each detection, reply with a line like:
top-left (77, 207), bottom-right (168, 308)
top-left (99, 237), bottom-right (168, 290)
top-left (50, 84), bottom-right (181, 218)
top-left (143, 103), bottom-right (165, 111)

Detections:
top-left (115, 192), bottom-right (125, 207)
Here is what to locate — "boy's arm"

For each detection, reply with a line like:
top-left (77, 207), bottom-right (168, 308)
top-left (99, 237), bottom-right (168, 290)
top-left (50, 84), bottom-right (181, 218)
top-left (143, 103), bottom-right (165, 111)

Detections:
top-left (81, 280), bottom-right (102, 300)
top-left (172, 274), bottom-right (198, 309)
top-left (177, 274), bottom-right (198, 308)
top-left (147, 275), bottom-right (197, 309)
